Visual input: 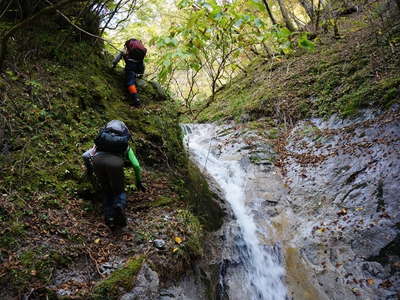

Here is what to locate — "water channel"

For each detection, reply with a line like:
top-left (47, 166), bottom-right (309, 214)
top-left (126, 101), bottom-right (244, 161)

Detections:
top-left (183, 124), bottom-right (287, 300)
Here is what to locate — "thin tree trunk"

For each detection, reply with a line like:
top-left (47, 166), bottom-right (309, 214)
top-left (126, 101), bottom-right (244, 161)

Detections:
top-left (0, 0), bottom-right (85, 70)
top-left (276, 0), bottom-right (296, 31)
top-left (315, 0), bottom-right (322, 33)
top-left (298, 0), bottom-right (314, 21)
top-left (261, 0), bottom-right (277, 25)
top-left (99, 0), bottom-right (124, 36)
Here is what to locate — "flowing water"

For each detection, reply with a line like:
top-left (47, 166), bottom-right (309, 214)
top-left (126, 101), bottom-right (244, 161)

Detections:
top-left (183, 124), bottom-right (287, 300)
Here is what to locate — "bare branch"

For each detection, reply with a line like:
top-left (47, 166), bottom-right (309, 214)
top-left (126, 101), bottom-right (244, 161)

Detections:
top-left (43, 0), bottom-right (121, 52)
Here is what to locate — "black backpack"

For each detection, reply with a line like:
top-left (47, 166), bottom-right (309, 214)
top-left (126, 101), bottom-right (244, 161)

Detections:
top-left (94, 120), bottom-right (131, 154)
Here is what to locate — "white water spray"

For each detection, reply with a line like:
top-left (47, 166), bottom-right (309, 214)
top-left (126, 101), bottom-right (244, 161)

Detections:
top-left (183, 124), bottom-right (287, 300)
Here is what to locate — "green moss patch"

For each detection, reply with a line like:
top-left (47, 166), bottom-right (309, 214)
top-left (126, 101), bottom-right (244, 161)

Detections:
top-left (184, 162), bottom-right (225, 231)
top-left (150, 196), bottom-right (175, 207)
top-left (91, 256), bottom-right (144, 299)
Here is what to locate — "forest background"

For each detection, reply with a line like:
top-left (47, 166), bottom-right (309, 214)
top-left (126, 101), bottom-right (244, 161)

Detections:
top-left (2, 0), bottom-right (378, 119)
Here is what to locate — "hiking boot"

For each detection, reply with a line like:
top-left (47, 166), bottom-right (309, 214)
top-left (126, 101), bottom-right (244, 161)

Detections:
top-left (105, 216), bottom-right (116, 229)
top-left (131, 99), bottom-right (141, 108)
top-left (114, 206), bottom-right (127, 227)
top-left (128, 93), bottom-right (141, 107)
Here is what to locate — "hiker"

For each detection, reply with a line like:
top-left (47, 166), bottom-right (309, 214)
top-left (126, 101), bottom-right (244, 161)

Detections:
top-left (112, 38), bottom-right (147, 107)
top-left (82, 120), bottom-right (146, 228)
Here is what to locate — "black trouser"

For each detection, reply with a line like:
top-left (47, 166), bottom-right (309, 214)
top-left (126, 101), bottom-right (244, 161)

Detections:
top-left (125, 60), bottom-right (145, 105)
top-left (92, 153), bottom-right (126, 221)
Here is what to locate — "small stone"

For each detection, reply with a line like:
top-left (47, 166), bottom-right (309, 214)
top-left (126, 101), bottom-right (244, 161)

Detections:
top-left (153, 239), bottom-right (166, 249)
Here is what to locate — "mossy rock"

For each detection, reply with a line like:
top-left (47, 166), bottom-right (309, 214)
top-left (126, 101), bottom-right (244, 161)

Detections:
top-left (91, 256), bottom-right (144, 300)
top-left (185, 162), bottom-right (225, 231)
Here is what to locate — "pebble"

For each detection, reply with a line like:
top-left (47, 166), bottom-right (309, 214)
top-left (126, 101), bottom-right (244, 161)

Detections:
top-left (153, 239), bottom-right (166, 249)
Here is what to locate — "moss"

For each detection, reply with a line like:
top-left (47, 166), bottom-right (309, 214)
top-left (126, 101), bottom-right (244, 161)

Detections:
top-left (0, 16), bottom-right (195, 297)
top-left (194, 12), bottom-right (400, 123)
top-left (150, 196), bottom-right (175, 207)
top-left (185, 161), bottom-right (224, 231)
top-left (176, 209), bottom-right (204, 258)
top-left (91, 256), bottom-right (144, 300)
top-left (1, 248), bottom-right (70, 293)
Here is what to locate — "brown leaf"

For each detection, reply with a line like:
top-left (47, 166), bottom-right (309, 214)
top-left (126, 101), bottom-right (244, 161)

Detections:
top-left (367, 278), bottom-right (375, 285)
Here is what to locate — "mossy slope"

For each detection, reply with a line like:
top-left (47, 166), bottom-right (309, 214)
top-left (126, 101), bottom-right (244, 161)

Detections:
top-left (197, 4), bottom-right (400, 123)
top-left (0, 19), bottom-right (222, 299)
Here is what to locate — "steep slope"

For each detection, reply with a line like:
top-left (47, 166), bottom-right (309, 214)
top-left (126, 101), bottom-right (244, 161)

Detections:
top-left (0, 17), bottom-right (222, 299)
top-left (198, 2), bottom-right (399, 123)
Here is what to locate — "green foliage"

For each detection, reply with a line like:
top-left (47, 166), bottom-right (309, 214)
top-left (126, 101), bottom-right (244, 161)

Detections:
top-left (148, 0), bottom-right (316, 115)
top-left (194, 8), bottom-right (400, 123)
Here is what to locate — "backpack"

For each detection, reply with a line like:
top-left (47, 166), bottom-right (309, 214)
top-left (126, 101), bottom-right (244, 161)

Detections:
top-left (125, 39), bottom-right (147, 61)
top-left (94, 120), bottom-right (131, 154)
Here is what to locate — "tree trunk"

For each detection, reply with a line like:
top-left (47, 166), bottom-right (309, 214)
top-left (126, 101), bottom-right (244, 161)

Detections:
top-left (298, 0), bottom-right (314, 21)
top-left (276, 0), bottom-right (296, 31)
top-left (0, 0), bottom-right (84, 70)
top-left (261, 0), bottom-right (277, 25)
top-left (315, 0), bottom-right (322, 33)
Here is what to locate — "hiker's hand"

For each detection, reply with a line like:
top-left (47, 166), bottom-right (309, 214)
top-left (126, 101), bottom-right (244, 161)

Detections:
top-left (137, 182), bottom-right (146, 192)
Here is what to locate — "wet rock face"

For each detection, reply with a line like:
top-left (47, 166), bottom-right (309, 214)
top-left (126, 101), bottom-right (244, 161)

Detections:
top-left (283, 109), bottom-right (400, 300)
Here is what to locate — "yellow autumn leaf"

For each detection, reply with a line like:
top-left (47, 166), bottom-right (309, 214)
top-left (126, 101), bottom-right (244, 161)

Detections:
top-left (94, 238), bottom-right (101, 244)
top-left (174, 237), bottom-right (183, 244)
top-left (172, 247), bottom-right (179, 253)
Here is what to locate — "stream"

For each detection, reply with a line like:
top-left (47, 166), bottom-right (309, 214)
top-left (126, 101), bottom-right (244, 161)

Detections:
top-left (182, 124), bottom-right (287, 300)
top-left (178, 108), bottom-right (399, 300)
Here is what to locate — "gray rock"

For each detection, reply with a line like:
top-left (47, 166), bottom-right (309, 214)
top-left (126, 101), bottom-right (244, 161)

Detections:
top-left (120, 264), bottom-right (159, 300)
top-left (153, 239), bottom-right (166, 249)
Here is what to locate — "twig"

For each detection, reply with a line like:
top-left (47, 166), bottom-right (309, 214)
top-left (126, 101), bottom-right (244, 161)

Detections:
top-left (86, 249), bottom-right (104, 278)
top-left (0, 0), bottom-right (13, 20)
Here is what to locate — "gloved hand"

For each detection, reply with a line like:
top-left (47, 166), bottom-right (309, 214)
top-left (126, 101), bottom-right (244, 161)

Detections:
top-left (137, 182), bottom-right (146, 192)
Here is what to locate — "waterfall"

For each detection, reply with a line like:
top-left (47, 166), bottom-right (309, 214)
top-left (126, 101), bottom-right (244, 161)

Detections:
top-left (183, 124), bottom-right (287, 300)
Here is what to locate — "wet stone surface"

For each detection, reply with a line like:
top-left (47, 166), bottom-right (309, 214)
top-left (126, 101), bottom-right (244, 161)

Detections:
top-left (178, 111), bottom-right (399, 300)
top-left (283, 109), bottom-right (400, 300)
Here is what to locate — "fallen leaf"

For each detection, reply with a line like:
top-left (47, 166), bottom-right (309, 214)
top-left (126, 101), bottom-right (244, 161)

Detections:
top-left (174, 237), bottom-right (183, 244)
top-left (172, 247), bottom-right (179, 253)
top-left (351, 288), bottom-right (361, 296)
top-left (94, 238), bottom-right (101, 244)
top-left (367, 279), bottom-right (375, 285)
top-left (31, 270), bottom-right (37, 276)
top-left (379, 280), bottom-right (392, 288)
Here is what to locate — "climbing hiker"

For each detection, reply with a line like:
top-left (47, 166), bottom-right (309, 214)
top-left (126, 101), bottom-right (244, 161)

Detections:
top-left (82, 120), bottom-right (146, 229)
top-left (112, 38), bottom-right (147, 107)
